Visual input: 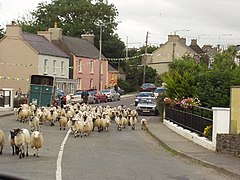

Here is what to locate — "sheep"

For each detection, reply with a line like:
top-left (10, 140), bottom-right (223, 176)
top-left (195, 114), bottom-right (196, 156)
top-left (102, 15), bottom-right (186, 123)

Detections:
top-left (8, 129), bottom-right (19, 155)
top-left (0, 129), bottom-right (5, 155)
top-left (14, 128), bottom-right (30, 159)
top-left (29, 115), bottom-right (40, 132)
top-left (115, 115), bottom-right (123, 131)
top-left (82, 120), bottom-right (92, 136)
top-left (59, 116), bottom-right (68, 130)
top-left (130, 116), bottom-right (138, 130)
top-left (73, 120), bottom-right (84, 138)
top-left (30, 131), bottom-right (43, 157)
top-left (140, 118), bottom-right (148, 130)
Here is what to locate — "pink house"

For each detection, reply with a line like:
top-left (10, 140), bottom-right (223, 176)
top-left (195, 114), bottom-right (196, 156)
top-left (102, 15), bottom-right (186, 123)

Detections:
top-left (44, 25), bottom-right (108, 91)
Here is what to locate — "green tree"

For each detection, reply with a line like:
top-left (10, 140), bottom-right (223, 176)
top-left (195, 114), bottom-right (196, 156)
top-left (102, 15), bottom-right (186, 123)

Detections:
top-left (0, 25), bottom-right (4, 39)
top-left (17, 0), bottom-right (124, 58)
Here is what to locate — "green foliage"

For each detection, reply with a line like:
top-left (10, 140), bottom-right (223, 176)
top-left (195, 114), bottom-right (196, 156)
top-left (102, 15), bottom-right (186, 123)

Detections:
top-left (117, 78), bottom-right (138, 93)
top-left (162, 46), bottom-right (240, 108)
top-left (17, 0), bottom-right (125, 59)
top-left (0, 25), bottom-right (5, 39)
top-left (162, 71), bottom-right (197, 99)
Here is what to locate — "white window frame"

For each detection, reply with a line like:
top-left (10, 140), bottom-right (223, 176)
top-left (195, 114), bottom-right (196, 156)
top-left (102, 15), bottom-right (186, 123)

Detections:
top-left (53, 60), bottom-right (56, 74)
top-left (90, 61), bottom-right (94, 73)
top-left (44, 59), bottom-right (48, 74)
top-left (61, 61), bottom-right (64, 74)
top-left (78, 59), bottom-right (82, 73)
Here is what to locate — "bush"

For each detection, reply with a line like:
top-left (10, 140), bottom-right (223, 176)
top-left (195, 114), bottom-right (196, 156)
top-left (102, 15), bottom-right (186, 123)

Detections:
top-left (118, 79), bottom-right (138, 93)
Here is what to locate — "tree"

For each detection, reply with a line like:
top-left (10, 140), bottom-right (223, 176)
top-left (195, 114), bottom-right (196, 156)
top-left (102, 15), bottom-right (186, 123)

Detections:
top-left (0, 25), bottom-right (4, 39)
top-left (17, 0), bottom-right (125, 58)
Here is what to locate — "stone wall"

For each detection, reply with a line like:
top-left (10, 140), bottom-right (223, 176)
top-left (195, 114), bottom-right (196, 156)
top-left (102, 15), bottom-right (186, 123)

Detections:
top-left (216, 134), bottom-right (240, 156)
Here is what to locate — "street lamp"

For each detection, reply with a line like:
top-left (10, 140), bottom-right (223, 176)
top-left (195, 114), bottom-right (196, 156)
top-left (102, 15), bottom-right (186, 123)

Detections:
top-left (218, 33), bottom-right (232, 50)
top-left (98, 21), bottom-right (121, 90)
top-left (173, 29), bottom-right (190, 35)
top-left (198, 34), bottom-right (210, 43)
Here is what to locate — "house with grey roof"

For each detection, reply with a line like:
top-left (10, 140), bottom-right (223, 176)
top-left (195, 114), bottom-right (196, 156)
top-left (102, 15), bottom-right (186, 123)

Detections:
top-left (41, 24), bottom-right (108, 91)
top-left (0, 23), bottom-right (73, 95)
top-left (189, 39), bottom-right (210, 65)
top-left (147, 34), bottom-right (200, 74)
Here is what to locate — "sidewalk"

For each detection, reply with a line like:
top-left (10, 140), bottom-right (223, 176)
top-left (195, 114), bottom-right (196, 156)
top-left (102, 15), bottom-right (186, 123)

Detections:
top-left (146, 118), bottom-right (240, 179)
top-left (1, 108), bottom-right (240, 178)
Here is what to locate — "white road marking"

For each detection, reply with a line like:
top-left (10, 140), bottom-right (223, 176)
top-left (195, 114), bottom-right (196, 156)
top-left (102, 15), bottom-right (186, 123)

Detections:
top-left (56, 129), bottom-right (71, 180)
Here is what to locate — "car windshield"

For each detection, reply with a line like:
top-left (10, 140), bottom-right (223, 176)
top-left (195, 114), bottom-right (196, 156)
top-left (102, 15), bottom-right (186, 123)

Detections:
top-left (74, 91), bottom-right (83, 95)
top-left (88, 91), bottom-right (96, 95)
top-left (141, 83), bottom-right (155, 88)
top-left (155, 88), bottom-right (165, 93)
top-left (138, 92), bottom-right (154, 97)
top-left (101, 90), bottom-right (110, 93)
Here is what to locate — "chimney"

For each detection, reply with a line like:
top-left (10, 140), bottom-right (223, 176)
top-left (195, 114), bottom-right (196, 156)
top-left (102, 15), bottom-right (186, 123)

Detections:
top-left (180, 37), bottom-right (186, 45)
top-left (37, 31), bottom-right (52, 42)
top-left (6, 23), bottom-right (22, 37)
top-left (48, 22), bottom-right (62, 41)
top-left (81, 33), bottom-right (95, 45)
top-left (168, 34), bottom-right (180, 42)
top-left (191, 39), bottom-right (197, 45)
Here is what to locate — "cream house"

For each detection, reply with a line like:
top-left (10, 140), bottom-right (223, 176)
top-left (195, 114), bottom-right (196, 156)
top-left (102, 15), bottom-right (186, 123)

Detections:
top-left (0, 23), bottom-right (72, 94)
top-left (148, 34), bottom-right (199, 75)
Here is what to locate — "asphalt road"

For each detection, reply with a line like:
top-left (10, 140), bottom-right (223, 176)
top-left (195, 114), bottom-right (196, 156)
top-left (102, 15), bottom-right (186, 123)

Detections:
top-left (0, 95), bottom-right (235, 180)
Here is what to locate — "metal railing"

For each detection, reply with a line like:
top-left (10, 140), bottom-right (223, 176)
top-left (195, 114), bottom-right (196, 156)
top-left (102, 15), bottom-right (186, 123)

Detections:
top-left (165, 105), bottom-right (213, 139)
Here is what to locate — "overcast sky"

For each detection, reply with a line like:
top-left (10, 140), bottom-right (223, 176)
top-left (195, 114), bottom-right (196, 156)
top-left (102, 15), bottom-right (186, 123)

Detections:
top-left (1, 0), bottom-right (240, 48)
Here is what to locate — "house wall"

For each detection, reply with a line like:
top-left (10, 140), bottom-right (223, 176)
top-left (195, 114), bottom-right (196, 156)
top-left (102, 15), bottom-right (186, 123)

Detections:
top-left (108, 71), bottom-right (118, 88)
top-left (149, 35), bottom-right (196, 75)
top-left (74, 56), bottom-right (108, 90)
top-left (0, 36), bottom-right (38, 94)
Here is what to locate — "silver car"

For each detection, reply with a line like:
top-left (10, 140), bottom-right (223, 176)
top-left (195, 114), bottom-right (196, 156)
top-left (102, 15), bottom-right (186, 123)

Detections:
top-left (101, 89), bottom-right (120, 102)
top-left (136, 97), bottom-right (158, 116)
top-left (135, 92), bottom-right (155, 106)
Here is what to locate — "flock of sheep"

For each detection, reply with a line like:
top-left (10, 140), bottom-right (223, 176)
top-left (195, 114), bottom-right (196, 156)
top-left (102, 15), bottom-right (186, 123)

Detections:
top-left (0, 102), bottom-right (148, 159)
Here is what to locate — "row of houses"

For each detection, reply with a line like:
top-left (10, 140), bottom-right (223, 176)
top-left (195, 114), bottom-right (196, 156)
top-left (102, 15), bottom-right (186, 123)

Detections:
top-left (0, 22), bottom-right (120, 95)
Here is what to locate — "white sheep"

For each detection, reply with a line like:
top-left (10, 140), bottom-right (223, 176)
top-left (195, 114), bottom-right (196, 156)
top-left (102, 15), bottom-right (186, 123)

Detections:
top-left (14, 128), bottom-right (30, 159)
top-left (140, 118), bottom-right (148, 130)
top-left (0, 129), bottom-right (5, 155)
top-left (30, 131), bottom-right (43, 157)
top-left (59, 116), bottom-right (68, 130)
top-left (115, 115), bottom-right (123, 131)
top-left (130, 116), bottom-right (138, 130)
top-left (29, 116), bottom-right (40, 132)
top-left (73, 120), bottom-right (84, 138)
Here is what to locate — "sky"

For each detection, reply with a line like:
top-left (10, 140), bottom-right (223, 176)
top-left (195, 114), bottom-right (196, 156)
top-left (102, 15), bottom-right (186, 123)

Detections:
top-left (1, 0), bottom-right (240, 48)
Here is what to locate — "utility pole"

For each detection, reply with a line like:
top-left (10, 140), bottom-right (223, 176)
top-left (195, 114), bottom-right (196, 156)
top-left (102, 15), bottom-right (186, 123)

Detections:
top-left (126, 36), bottom-right (129, 59)
top-left (143, 31), bottom-right (149, 84)
top-left (98, 24), bottom-right (102, 91)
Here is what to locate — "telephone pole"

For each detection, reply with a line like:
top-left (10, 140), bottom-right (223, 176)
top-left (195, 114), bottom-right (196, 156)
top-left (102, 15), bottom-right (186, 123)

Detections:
top-left (143, 31), bottom-right (149, 84)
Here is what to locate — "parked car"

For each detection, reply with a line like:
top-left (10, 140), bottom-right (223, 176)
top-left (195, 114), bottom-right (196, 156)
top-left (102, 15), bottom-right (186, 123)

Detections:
top-left (101, 89), bottom-right (120, 102)
top-left (136, 97), bottom-right (158, 116)
top-left (135, 92), bottom-right (155, 106)
top-left (154, 87), bottom-right (165, 98)
top-left (70, 90), bottom-right (83, 104)
top-left (87, 90), bottom-right (108, 104)
top-left (140, 83), bottom-right (156, 92)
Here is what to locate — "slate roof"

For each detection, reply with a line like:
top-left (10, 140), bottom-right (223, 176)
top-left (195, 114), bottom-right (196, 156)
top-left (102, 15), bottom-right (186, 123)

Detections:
top-left (189, 44), bottom-right (205, 54)
top-left (108, 64), bottom-right (118, 72)
top-left (22, 32), bottom-right (69, 58)
top-left (62, 35), bottom-right (103, 59)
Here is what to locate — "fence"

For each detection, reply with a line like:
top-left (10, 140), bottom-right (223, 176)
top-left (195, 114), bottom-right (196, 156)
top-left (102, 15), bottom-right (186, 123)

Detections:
top-left (165, 105), bottom-right (213, 139)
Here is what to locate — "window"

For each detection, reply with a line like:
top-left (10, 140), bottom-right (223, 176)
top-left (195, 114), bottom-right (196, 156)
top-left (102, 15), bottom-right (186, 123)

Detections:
top-left (44, 59), bottom-right (48, 74)
top-left (78, 59), bottom-right (82, 73)
top-left (61, 61), bottom-right (64, 74)
top-left (90, 79), bottom-right (94, 88)
top-left (100, 62), bottom-right (103, 74)
top-left (78, 78), bottom-right (82, 90)
top-left (53, 60), bottom-right (56, 74)
top-left (90, 61), bottom-right (94, 73)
